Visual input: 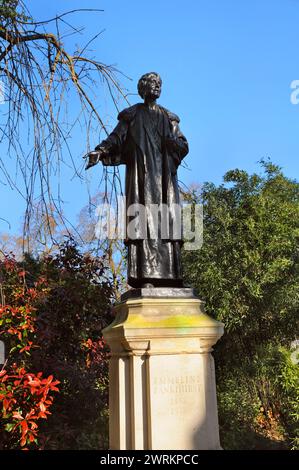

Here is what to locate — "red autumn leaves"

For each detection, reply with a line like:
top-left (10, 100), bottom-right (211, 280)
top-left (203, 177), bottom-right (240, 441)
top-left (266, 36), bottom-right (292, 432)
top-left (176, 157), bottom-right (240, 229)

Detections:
top-left (1, 366), bottom-right (59, 447)
top-left (0, 256), bottom-right (59, 448)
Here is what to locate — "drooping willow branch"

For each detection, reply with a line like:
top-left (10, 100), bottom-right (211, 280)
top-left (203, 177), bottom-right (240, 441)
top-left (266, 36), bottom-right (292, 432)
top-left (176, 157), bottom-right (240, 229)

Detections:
top-left (0, 1), bottom-right (130, 251)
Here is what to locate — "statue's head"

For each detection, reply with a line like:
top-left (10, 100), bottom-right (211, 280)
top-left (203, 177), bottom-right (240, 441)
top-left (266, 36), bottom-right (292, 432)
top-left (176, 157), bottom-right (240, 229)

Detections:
top-left (137, 72), bottom-right (162, 101)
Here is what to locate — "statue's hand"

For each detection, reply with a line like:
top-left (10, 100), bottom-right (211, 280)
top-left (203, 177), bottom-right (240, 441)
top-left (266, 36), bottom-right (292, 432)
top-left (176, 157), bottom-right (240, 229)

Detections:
top-left (84, 149), bottom-right (105, 170)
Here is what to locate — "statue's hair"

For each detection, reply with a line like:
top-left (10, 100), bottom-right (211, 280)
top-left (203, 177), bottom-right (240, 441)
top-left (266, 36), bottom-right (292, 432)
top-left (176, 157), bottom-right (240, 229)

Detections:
top-left (137, 72), bottom-right (162, 99)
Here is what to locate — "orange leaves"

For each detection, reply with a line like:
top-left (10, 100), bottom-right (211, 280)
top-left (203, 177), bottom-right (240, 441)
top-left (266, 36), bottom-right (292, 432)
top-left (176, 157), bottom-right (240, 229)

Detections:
top-left (0, 258), bottom-right (57, 449)
top-left (0, 255), bottom-right (49, 360)
top-left (0, 365), bottom-right (60, 448)
top-left (3, 256), bottom-right (16, 272)
top-left (81, 337), bottom-right (109, 370)
top-left (21, 419), bottom-right (28, 433)
top-left (23, 373), bottom-right (60, 397)
top-left (19, 341), bottom-right (34, 354)
top-left (82, 338), bottom-right (93, 349)
top-left (1, 304), bottom-right (36, 352)
top-left (18, 418), bottom-right (35, 447)
top-left (41, 375), bottom-right (60, 393)
top-left (3, 397), bottom-right (12, 414)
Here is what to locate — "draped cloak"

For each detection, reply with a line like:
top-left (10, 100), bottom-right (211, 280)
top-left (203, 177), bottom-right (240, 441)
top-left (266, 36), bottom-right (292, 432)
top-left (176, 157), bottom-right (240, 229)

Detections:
top-left (96, 103), bottom-right (189, 288)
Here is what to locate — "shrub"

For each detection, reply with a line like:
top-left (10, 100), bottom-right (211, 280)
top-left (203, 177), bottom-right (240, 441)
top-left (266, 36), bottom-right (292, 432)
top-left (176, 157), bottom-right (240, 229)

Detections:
top-left (1, 239), bottom-right (114, 449)
top-left (0, 255), bottom-right (59, 449)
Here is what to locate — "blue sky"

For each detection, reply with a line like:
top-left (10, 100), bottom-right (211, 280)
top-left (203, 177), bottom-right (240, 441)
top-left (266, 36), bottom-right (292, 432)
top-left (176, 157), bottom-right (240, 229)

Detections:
top-left (1, 0), bottom-right (299, 234)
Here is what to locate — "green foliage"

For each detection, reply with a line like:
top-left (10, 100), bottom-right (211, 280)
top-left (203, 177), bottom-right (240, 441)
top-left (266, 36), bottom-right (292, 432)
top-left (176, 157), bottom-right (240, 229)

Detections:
top-left (28, 239), bottom-right (115, 449)
top-left (0, 0), bottom-right (18, 20)
top-left (1, 239), bottom-right (115, 449)
top-left (183, 160), bottom-right (299, 449)
top-left (258, 345), bottom-right (299, 449)
top-left (217, 371), bottom-right (261, 449)
top-left (0, 255), bottom-right (59, 449)
top-left (217, 344), bottom-right (298, 449)
top-left (0, 0), bottom-right (29, 24)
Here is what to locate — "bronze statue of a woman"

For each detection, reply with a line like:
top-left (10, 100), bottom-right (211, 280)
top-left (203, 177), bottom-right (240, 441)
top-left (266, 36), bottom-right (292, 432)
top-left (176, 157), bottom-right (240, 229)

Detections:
top-left (85, 72), bottom-right (189, 288)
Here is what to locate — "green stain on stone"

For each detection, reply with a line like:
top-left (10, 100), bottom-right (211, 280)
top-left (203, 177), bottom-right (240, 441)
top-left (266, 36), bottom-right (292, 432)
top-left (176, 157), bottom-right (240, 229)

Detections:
top-left (114, 313), bottom-right (220, 330)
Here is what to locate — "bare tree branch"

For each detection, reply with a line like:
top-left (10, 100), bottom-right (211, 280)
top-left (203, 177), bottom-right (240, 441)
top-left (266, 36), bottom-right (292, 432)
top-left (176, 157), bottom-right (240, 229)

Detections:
top-left (18, 8), bottom-right (104, 26)
top-left (0, 1), bottom-right (128, 252)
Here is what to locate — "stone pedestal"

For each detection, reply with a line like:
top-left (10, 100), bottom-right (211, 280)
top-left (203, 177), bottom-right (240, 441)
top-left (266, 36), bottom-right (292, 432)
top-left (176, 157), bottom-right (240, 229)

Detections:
top-left (102, 289), bottom-right (224, 450)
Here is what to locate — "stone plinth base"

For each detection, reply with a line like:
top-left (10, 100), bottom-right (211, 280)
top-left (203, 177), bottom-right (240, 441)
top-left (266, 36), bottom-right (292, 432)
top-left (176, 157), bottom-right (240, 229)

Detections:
top-left (102, 292), bottom-right (224, 450)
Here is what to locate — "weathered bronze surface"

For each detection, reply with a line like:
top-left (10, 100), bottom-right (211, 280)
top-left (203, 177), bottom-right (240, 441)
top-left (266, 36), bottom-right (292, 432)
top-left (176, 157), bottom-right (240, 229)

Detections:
top-left (86, 72), bottom-right (189, 288)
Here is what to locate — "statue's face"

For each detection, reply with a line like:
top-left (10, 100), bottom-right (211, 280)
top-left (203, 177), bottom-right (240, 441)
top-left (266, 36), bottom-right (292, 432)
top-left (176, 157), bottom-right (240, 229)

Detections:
top-left (143, 75), bottom-right (162, 100)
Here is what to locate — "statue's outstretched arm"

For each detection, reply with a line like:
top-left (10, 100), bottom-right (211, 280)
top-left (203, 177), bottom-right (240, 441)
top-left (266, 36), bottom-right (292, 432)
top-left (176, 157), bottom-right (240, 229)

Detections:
top-left (85, 119), bottom-right (128, 169)
top-left (95, 120), bottom-right (129, 167)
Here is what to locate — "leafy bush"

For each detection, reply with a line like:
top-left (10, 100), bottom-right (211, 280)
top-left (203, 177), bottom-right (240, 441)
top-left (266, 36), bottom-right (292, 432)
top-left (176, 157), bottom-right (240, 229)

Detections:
top-left (183, 161), bottom-right (299, 449)
top-left (217, 344), bottom-right (298, 449)
top-left (0, 366), bottom-right (59, 448)
top-left (1, 239), bottom-right (114, 449)
top-left (0, 255), bottom-right (59, 449)
top-left (29, 239), bottom-right (114, 449)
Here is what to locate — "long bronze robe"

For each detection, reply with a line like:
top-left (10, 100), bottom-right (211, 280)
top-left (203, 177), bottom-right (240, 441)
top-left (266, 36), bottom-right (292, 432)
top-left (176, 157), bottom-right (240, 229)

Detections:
top-left (97, 102), bottom-right (189, 287)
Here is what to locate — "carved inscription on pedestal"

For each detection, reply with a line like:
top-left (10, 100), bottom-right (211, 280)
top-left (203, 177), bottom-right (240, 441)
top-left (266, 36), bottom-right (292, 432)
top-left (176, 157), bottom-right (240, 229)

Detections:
top-left (152, 374), bottom-right (200, 417)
